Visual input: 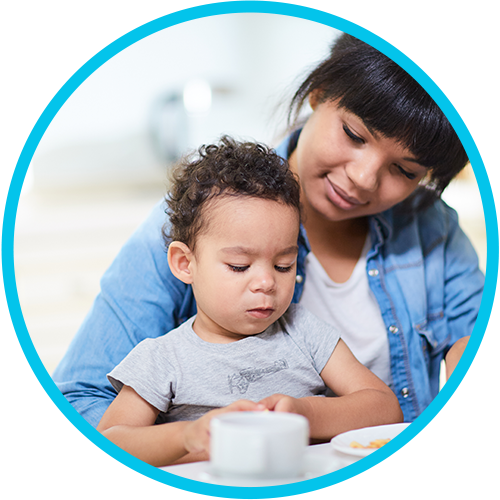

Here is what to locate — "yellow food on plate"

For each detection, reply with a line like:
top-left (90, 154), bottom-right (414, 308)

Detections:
top-left (350, 441), bottom-right (365, 449)
top-left (350, 438), bottom-right (391, 449)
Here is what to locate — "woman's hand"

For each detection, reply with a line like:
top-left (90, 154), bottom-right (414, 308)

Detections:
top-left (183, 399), bottom-right (266, 455)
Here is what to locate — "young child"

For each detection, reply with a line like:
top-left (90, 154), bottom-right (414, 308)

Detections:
top-left (97, 136), bottom-right (403, 467)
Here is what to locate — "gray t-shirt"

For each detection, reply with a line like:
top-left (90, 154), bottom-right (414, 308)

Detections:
top-left (108, 303), bottom-right (340, 423)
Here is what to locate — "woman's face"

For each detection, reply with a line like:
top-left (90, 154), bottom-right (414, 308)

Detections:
top-left (290, 97), bottom-right (429, 222)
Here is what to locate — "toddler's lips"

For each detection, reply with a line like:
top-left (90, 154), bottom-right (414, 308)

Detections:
top-left (247, 308), bottom-right (275, 319)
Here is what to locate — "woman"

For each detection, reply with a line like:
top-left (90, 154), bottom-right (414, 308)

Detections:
top-left (53, 34), bottom-right (484, 428)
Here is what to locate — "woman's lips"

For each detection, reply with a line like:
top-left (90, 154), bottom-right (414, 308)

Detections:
top-left (324, 177), bottom-right (366, 210)
top-left (247, 308), bottom-right (275, 319)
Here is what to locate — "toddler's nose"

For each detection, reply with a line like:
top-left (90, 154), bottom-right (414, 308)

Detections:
top-left (251, 270), bottom-right (276, 294)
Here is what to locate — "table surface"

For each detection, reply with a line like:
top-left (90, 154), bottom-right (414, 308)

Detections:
top-left (160, 442), bottom-right (361, 487)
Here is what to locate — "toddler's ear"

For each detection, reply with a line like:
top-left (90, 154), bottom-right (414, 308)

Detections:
top-left (167, 241), bottom-right (194, 284)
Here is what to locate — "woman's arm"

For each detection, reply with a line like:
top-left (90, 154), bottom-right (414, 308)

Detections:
top-left (445, 335), bottom-right (470, 380)
top-left (52, 202), bottom-right (196, 428)
top-left (442, 205), bottom-right (484, 343)
top-left (260, 339), bottom-right (403, 440)
top-left (98, 386), bottom-right (265, 467)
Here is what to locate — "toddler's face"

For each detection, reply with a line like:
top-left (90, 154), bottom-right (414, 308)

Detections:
top-left (189, 196), bottom-right (299, 343)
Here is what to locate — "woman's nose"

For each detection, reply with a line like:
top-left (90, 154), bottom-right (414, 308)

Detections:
top-left (346, 154), bottom-right (382, 192)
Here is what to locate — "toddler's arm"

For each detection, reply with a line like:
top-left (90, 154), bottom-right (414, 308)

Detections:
top-left (259, 339), bottom-right (403, 441)
top-left (97, 385), bottom-right (264, 467)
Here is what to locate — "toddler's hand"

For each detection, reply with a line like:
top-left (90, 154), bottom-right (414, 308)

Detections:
top-left (183, 399), bottom-right (266, 455)
top-left (258, 394), bottom-right (305, 415)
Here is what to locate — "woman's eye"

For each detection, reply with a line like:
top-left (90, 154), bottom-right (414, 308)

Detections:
top-left (343, 125), bottom-right (365, 144)
top-left (228, 265), bottom-right (249, 273)
top-left (397, 165), bottom-right (417, 180)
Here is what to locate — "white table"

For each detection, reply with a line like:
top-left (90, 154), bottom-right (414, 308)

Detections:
top-left (160, 442), bottom-right (360, 487)
top-left (160, 422), bottom-right (408, 486)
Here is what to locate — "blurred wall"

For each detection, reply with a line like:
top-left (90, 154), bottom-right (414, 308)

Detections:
top-left (15, 14), bottom-right (340, 372)
top-left (29, 14), bottom-right (339, 191)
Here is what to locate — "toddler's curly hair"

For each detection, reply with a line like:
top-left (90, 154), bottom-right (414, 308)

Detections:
top-left (163, 135), bottom-right (301, 250)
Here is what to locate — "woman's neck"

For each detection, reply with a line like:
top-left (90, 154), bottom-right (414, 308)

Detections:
top-left (302, 197), bottom-right (369, 283)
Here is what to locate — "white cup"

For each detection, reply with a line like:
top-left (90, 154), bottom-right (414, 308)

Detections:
top-left (209, 411), bottom-right (309, 479)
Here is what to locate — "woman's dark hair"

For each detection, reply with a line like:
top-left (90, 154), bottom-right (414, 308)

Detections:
top-left (289, 33), bottom-right (469, 207)
top-left (163, 135), bottom-right (301, 250)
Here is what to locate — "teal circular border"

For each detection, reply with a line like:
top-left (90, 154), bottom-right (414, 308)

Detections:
top-left (2, 2), bottom-right (498, 498)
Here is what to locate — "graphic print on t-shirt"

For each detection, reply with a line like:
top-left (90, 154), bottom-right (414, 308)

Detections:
top-left (228, 359), bottom-right (288, 394)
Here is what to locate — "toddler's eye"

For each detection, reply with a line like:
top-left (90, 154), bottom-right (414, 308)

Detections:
top-left (275, 265), bottom-right (293, 273)
top-left (228, 265), bottom-right (249, 273)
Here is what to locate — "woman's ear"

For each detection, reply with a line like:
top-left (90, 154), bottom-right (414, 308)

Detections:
top-left (308, 88), bottom-right (322, 110)
top-left (168, 241), bottom-right (194, 284)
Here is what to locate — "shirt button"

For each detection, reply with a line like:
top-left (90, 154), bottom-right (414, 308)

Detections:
top-left (368, 269), bottom-right (379, 277)
top-left (401, 387), bottom-right (409, 398)
top-left (295, 275), bottom-right (303, 284)
top-left (389, 325), bottom-right (399, 334)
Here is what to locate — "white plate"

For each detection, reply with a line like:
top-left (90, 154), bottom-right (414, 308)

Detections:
top-left (330, 423), bottom-right (411, 458)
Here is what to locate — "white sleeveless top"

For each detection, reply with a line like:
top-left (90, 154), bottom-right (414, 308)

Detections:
top-left (299, 235), bottom-right (393, 387)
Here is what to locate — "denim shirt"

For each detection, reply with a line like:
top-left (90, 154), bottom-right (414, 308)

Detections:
top-left (52, 133), bottom-right (484, 427)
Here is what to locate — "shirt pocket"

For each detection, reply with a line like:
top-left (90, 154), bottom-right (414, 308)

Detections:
top-left (414, 312), bottom-right (450, 364)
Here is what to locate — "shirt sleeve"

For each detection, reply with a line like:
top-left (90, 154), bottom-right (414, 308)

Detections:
top-left (107, 338), bottom-right (175, 413)
top-left (280, 304), bottom-right (341, 374)
top-left (51, 200), bottom-right (195, 428)
top-left (442, 204), bottom-right (485, 346)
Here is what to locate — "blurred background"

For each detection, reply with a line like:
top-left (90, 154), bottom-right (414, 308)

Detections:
top-left (13, 13), bottom-right (486, 375)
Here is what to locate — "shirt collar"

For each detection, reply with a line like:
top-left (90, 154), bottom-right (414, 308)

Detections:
top-left (298, 223), bottom-right (311, 253)
top-left (274, 129), bottom-right (300, 160)
top-left (368, 210), bottom-right (393, 258)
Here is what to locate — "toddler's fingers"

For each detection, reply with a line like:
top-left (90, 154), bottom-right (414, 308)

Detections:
top-left (227, 399), bottom-right (266, 412)
top-left (257, 393), bottom-right (283, 410)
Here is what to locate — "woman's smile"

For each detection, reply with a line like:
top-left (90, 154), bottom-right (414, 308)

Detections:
top-left (324, 176), bottom-right (367, 211)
